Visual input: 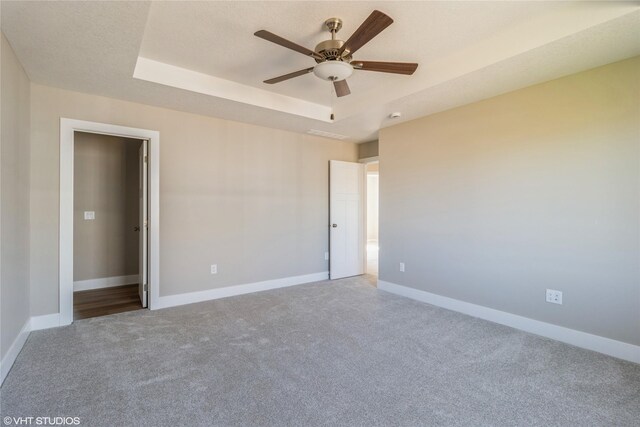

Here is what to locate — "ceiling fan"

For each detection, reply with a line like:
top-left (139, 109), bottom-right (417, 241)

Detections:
top-left (254, 10), bottom-right (418, 97)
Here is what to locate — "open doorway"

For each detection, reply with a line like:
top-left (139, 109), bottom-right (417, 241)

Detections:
top-left (72, 131), bottom-right (147, 320)
top-left (365, 162), bottom-right (379, 277)
top-left (60, 118), bottom-right (159, 326)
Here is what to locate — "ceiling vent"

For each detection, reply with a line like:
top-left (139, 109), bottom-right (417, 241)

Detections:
top-left (307, 129), bottom-right (348, 140)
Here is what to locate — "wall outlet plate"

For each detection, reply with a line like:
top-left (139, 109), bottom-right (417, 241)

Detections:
top-left (84, 211), bottom-right (95, 220)
top-left (325, 252), bottom-right (329, 260)
top-left (210, 264), bottom-right (217, 275)
top-left (400, 262), bottom-right (405, 272)
top-left (546, 289), bottom-right (562, 305)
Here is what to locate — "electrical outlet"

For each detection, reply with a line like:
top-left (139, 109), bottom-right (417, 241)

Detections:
top-left (324, 252), bottom-right (329, 260)
top-left (399, 262), bottom-right (405, 272)
top-left (210, 264), bottom-right (217, 275)
top-left (84, 211), bottom-right (95, 220)
top-left (546, 289), bottom-right (562, 305)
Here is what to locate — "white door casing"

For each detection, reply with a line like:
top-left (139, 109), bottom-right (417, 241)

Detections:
top-left (59, 118), bottom-right (160, 326)
top-left (329, 160), bottom-right (365, 279)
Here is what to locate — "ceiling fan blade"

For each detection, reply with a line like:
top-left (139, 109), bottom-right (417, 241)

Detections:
top-left (352, 61), bottom-right (418, 75)
top-left (339, 10), bottom-right (393, 56)
top-left (264, 67), bottom-right (315, 84)
top-left (333, 79), bottom-right (351, 97)
top-left (255, 30), bottom-right (322, 60)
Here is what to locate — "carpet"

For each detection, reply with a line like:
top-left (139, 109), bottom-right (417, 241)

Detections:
top-left (1, 276), bottom-right (639, 426)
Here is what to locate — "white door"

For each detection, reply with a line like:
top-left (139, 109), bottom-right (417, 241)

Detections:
top-left (139, 140), bottom-right (148, 307)
top-left (330, 160), bottom-right (365, 279)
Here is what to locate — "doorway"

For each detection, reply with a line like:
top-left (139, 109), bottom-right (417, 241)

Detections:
top-left (72, 132), bottom-right (145, 320)
top-left (365, 162), bottom-right (379, 277)
top-left (59, 119), bottom-right (160, 326)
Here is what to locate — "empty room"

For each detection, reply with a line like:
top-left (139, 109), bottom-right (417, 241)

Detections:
top-left (1, 1), bottom-right (639, 426)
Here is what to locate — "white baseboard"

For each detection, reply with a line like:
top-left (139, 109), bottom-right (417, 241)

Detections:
top-left (73, 274), bottom-right (138, 292)
top-left (30, 313), bottom-right (62, 331)
top-left (378, 280), bottom-right (640, 364)
top-left (154, 271), bottom-right (329, 310)
top-left (1, 318), bottom-right (31, 386)
top-left (1, 313), bottom-right (64, 385)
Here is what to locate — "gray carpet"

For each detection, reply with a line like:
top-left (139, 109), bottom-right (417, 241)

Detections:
top-left (1, 276), bottom-right (639, 426)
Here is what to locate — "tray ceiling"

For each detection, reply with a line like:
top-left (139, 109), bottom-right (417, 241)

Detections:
top-left (2, 1), bottom-right (639, 142)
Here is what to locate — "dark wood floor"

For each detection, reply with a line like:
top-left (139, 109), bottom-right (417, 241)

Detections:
top-left (73, 284), bottom-right (143, 320)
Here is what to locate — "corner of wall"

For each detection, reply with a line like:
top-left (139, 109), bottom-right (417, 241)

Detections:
top-left (1, 30), bottom-right (33, 383)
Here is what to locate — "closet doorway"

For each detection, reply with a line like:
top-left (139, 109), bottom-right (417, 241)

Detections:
top-left (59, 119), bottom-right (160, 326)
top-left (72, 132), bottom-right (147, 320)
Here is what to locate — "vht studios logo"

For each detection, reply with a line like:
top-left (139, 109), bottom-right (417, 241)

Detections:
top-left (3, 417), bottom-right (81, 426)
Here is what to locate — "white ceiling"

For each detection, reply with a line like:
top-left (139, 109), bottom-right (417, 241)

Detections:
top-left (2, 1), bottom-right (639, 143)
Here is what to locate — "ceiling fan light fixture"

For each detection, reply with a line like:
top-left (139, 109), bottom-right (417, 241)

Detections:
top-left (313, 60), bottom-right (353, 82)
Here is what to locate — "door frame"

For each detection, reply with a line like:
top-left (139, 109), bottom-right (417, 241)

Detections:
top-left (59, 118), bottom-right (160, 325)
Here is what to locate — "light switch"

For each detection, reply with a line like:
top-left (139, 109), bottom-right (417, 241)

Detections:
top-left (84, 211), bottom-right (95, 220)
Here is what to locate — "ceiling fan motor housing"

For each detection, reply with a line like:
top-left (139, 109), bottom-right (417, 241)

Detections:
top-left (314, 39), bottom-right (351, 62)
top-left (313, 38), bottom-right (353, 81)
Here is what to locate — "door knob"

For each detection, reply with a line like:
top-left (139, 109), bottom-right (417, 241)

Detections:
top-left (332, 224), bottom-right (338, 228)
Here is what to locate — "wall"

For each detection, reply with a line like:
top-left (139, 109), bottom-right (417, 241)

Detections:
top-left (73, 133), bottom-right (140, 282)
top-left (124, 137), bottom-right (141, 276)
top-left (358, 140), bottom-right (378, 159)
top-left (30, 85), bottom-right (358, 316)
top-left (1, 34), bottom-right (30, 360)
top-left (379, 57), bottom-right (640, 345)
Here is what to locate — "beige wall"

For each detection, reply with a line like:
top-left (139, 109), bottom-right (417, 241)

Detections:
top-left (74, 133), bottom-right (140, 282)
top-left (1, 34), bottom-right (31, 359)
top-left (379, 57), bottom-right (640, 345)
top-left (358, 140), bottom-right (378, 160)
top-left (30, 85), bottom-right (358, 315)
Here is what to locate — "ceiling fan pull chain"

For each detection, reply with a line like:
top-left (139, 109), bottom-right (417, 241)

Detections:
top-left (327, 82), bottom-right (336, 120)
top-left (330, 84), bottom-right (334, 120)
